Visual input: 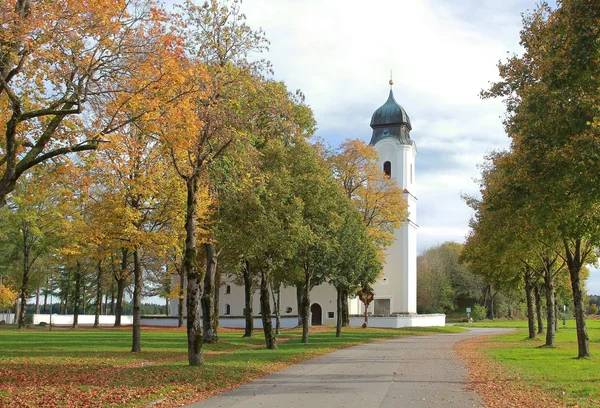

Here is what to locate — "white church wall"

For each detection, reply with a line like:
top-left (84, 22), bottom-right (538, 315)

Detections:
top-left (170, 276), bottom-right (340, 327)
top-left (33, 314), bottom-right (133, 326)
top-left (349, 314), bottom-right (445, 328)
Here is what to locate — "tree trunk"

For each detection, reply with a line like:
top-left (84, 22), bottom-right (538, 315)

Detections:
top-left (543, 260), bottom-right (555, 347)
top-left (243, 261), bottom-right (254, 337)
top-left (489, 290), bottom-right (497, 320)
top-left (296, 285), bottom-right (304, 327)
top-left (270, 283), bottom-right (281, 335)
top-left (131, 247), bottom-right (143, 352)
top-left (94, 261), bottom-right (103, 328)
top-left (336, 286), bottom-right (343, 337)
top-left (554, 293), bottom-right (559, 332)
top-left (564, 238), bottom-right (590, 358)
top-left (301, 268), bottom-right (311, 344)
top-left (184, 177), bottom-right (203, 366)
top-left (18, 232), bottom-right (31, 329)
top-left (72, 262), bottom-right (82, 328)
top-left (165, 297), bottom-right (169, 316)
top-left (178, 260), bottom-right (185, 327)
top-left (341, 288), bottom-right (349, 327)
top-left (14, 300), bottom-right (20, 325)
top-left (260, 268), bottom-right (277, 349)
top-left (17, 273), bottom-right (28, 329)
top-left (534, 284), bottom-right (544, 334)
top-left (524, 268), bottom-right (536, 339)
top-left (213, 261), bottom-right (221, 332)
top-left (110, 290), bottom-right (115, 315)
top-left (63, 268), bottom-right (71, 315)
top-left (43, 282), bottom-right (48, 314)
top-left (201, 243), bottom-right (217, 343)
top-left (114, 248), bottom-right (128, 327)
top-left (35, 286), bottom-right (40, 314)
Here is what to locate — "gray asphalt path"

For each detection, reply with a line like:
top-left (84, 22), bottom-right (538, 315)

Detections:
top-left (186, 327), bottom-right (512, 408)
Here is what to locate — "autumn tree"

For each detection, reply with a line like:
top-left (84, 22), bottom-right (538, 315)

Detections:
top-left (0, 280), bottom-right (18, 311)
top-left (0, 0), bottom-right (180, 207)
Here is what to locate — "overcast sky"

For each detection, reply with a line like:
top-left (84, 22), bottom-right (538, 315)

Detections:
top-left (232, 0), bottom-right (600, 295)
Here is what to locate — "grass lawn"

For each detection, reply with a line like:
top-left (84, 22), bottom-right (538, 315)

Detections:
top-left (0, 324), bottom-right (462, 407)
top-left (457, 318), bottom-right (600, 407)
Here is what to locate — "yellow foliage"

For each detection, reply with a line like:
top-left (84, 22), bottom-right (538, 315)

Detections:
top-left (0, 284), bottom-right (18, 310)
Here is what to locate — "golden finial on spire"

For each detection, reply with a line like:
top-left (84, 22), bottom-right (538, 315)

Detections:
top-left (389, 70), bottom-right (394, 88)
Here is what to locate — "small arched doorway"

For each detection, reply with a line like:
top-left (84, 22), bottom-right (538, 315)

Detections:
top-left (310, 303), bottom-right (322, 326)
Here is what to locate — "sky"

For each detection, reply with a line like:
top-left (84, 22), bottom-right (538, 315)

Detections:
top-left (240, 0), bottom-right (521, 250)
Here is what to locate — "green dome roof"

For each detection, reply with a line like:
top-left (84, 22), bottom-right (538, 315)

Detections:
top-left (370, 90), bottom-right (412, 130)
top-left (369, 88), bottom-right (412, 146)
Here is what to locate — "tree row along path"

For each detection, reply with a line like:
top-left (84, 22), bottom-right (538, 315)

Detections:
top-left (186, 328), bottom-right (512, 408)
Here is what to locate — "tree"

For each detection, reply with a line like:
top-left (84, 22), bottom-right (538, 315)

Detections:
top-left (329, 200), bottom-right (381, 337)
top-left (0, 167), bottom-right (62, 327)
top-left (0, 0), bottom-right (176, 206)
top-left (285, 141), bottom-right (345, 344)
top-left (217, 81), bottom-right (316, 347)
top-left (329, 139), bottom-right (407, 249)
top-left (0, 281), bottom-right (18, 311)
top-left (156, 0), bottom-right (270, 365)
top-left (483, 0), bottom-right (600, 358)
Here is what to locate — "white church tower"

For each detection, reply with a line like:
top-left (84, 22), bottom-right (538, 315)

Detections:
top-left (369, 79), bottom-right (418, 314)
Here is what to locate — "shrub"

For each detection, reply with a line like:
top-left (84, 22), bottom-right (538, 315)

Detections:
top-left (471, 304), bottom-right (487, 321)
top-left (588, 304), bottom-right (599, 315)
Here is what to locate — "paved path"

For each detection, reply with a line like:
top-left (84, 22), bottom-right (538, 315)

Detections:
top-left (186, 328), bottom-right (512, 408)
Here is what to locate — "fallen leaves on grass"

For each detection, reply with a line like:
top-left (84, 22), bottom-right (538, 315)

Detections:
top-left (454, 335), bottom-right (567, 408)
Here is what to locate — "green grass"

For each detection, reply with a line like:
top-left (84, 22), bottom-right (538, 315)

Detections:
top-left (0, 325), bottom-right (463, 407)
top-left (458, 318), bottom-right (600, 407)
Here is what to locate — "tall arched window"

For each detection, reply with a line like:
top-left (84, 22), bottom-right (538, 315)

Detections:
top-left (383, 161), bottom-right (391, 178)
top-left (225, 285), bottom-right (231, 294)
top-left (224, 304), bottom-right (231, 315)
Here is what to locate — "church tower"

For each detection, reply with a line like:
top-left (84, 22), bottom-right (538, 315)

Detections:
top-left (369, 80), bottom-right (418, 314)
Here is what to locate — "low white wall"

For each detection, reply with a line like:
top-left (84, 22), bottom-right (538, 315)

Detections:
top-left (141, 316), bottom-right (299, 329)
top-left (33, 314), bottom-right (133, 326)
top-left (0, 313), bottom-right (15, 324)
top-left (349, 314), bottom-right (446, 328)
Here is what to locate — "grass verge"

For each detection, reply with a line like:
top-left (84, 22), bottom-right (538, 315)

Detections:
top-left (455, 319), bottom-right (600, 407)
top-left (0, 324), bottom-right (462, 407)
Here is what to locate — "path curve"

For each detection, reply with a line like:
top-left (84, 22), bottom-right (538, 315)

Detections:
top-left (186, 328), bottom-right (512, 408)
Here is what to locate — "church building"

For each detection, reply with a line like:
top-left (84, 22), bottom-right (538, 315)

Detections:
top-left (169, 82), bottom-right (444, 328)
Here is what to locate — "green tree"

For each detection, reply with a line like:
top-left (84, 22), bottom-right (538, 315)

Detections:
top-left (329, 200), bottom-right (381, 337)
top-left (483, 1), bottom-right (600, 358)
top-left (0, 167), bottom-right (62, 327)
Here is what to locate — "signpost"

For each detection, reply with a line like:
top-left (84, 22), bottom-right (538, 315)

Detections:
top-left (357, 288), bottom-right (375, 328)
top-left (466, 307), bottom-right (471, 322)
